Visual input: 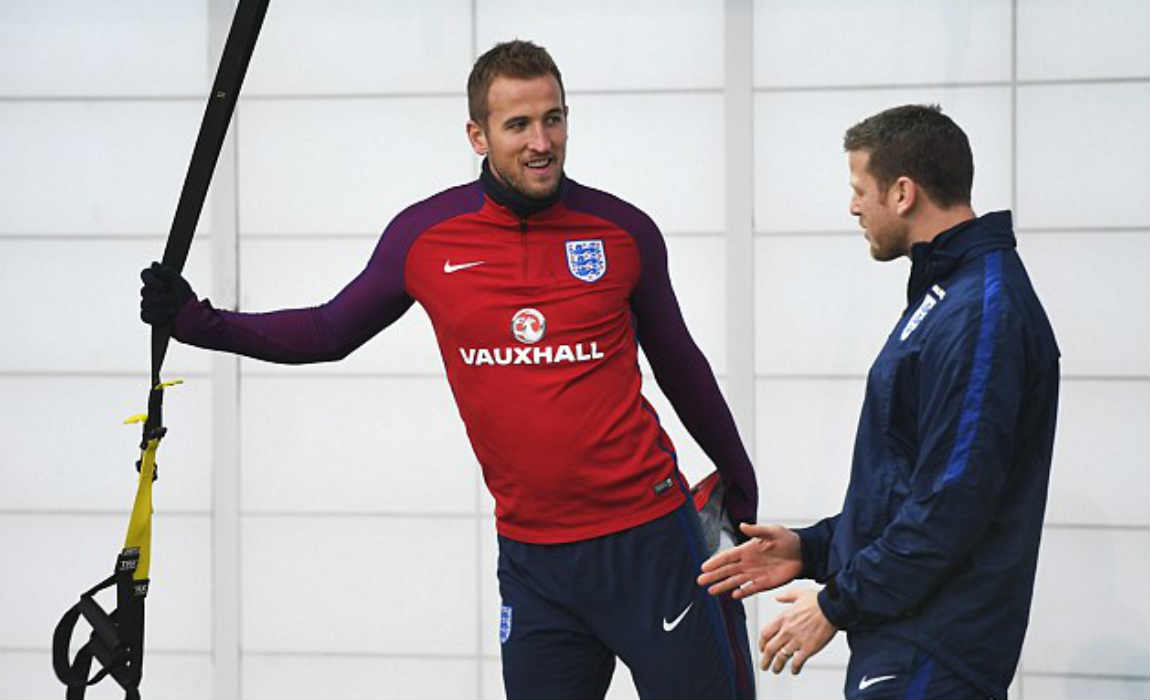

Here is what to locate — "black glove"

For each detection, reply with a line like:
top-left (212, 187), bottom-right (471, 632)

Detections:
top-left (140, 261), bottom-right (195, 326)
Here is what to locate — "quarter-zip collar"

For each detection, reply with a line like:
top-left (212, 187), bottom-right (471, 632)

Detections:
top-left (480, 157), bottom-right (568, 220)
top-left (906, 210), bottom-right (1016, 304)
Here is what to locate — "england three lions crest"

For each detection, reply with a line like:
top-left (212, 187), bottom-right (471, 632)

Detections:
top-left (566, 239), bottom-right (606, 282)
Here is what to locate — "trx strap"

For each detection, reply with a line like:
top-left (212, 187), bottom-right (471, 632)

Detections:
top-left (52, 3), bottom-right (268, 697)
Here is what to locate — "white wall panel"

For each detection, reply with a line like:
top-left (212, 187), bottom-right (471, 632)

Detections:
top-left (755, 379), bottom-right (859, 521)
top-left (755, 236), bottom-right (908, 376)
top-left (1017, 0), bottom-right (1150, 80)
top-left (758, 666), bottom-right (847, 699)
top-left (0, 514), bottom-right (210, 650)
top-left (1023, 528), bottom-right (1149, 676)
top-left (753, 0), bottom-right (1011, 88)
top-left (238, 97), bottom-right (473, 235)
top-left (481, 659), bottom-right (503, 700)
top-left (641, 375), bottom-right (732, 489)
top-left (1047, 380), bottom-right (1149, 526)
top-left (0, 651), bottom-right (211, 700)
top-left (241, 376), bottom-right (477, 514)
top-left (0, 240), bottom-right (211, 374)
top-left (667, 236), bottom-right (727, 374)
top-left (242, 655), bottom-right (477, 700)
top-left (566, 94), bottom-right (725, 234)
top-left (480, 522), bottom-right (500, 657)
top-left (1, 101), bottom-right (209, 235)
top-left (243, 516), bottom-right (478, 654)
top-left (0, 1), bottom-right (207, 97)
top-left (635, 236), bottom-right (726, 377)
top-left (755, 87), bottom-right (1011, 233)
top-left (1019, 232), bottom-right (1149, 376)
top-left (606, 662), bottom-right (640, 700)
top-left (1016, 83), bottom-right (1150, 230)
top-left (0, 376), bottom-right (211, 511)
top-left (240, 238), bottom-right (443, 374)
top-left (479, 480), bottom-right (497, 516)
top-left (1022, 674), bottom-right (1150, 700)
top-left (476, 0), bottom-right (723, 91)
top-left (244, 0), bottom-right (471, 96)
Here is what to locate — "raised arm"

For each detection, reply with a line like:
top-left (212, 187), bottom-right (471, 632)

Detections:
top-left (141, 216), bottom-right (416, 364)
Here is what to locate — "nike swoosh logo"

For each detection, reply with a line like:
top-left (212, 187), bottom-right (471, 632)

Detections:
top-left (858, 675), bottom-right (897, 691)
top-left (444, 260), bottom-right (484, 273)
top-left (662, 602), bottom-right (693, 632)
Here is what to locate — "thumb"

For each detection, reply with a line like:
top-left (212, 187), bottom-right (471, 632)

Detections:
top-left (775, 589), bottom-right (798, 604)
top-left (739, 522), bottom-right (773, 541)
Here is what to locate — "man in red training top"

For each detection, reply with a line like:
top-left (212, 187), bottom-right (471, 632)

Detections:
top-left (142, 40), bottom-right (757, 699)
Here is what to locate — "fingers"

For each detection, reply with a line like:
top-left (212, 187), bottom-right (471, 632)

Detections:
top-left (772, 643), bottom-right (798, 674)
top-left (760, 628), bottom-right (793, 674)
top-left (699, 547), bottom-right (740, 574)
top-left (141, 266), bottom-right (160, 288)
top-left (791, 649), bottom-right (808, 675)
top-left (141, 262), bottom-right (174, 292)
top-left (738, 522), bottom-right (777, 540)
top-left (731, 578), bottom-right (771, 600)
top-left (704, 572), bottom-right (752, 596)
top-left (758, 616), bottom-right (782, 653)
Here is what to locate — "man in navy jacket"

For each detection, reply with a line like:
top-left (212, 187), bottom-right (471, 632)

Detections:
top-left (699, 104), bottom-right (1059, 699)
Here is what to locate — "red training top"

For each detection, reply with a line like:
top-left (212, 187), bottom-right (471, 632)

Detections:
top-left (173, 163), bottom-right (757, 543)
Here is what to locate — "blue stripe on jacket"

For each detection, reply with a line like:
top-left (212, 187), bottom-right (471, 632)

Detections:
top-left (942, 250), bottom-right (1004, 486)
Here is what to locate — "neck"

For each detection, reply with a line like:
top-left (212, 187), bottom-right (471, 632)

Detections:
top-left (480, 158), bottom-right (563, 219)
top-left (907, 203), bottom-right (977, 248)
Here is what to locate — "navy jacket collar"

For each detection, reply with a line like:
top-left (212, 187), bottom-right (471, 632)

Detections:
top-left (906, 210), bottom-right (1016, 304)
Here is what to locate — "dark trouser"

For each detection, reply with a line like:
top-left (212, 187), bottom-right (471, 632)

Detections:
top-left (845, 634), bottom-right (990, 700)
top-left (497, 499), bottom-right (755, 700)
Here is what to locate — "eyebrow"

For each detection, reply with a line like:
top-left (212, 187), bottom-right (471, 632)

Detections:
top-left (501, 107), bottom-right (564, 129)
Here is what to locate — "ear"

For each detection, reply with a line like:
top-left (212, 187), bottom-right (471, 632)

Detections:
top-left (893, 176), bottom-right (917, 216)
top-left (466, 119), bottom-right (488, 156)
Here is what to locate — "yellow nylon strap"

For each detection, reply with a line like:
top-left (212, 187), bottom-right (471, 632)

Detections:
top-left (123, 438), bottom-right (158, 581)
top-left (120, 378), bottom-right (180, 582)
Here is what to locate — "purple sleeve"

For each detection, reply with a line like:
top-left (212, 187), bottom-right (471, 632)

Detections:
top-left (172, 232), bottom-right (413, 364)
top-left (629, 221), bottom-right (759, 525)
top-left (171, 183), bottom-right (484, 363)
top-left (566, 184), bottom-right (758, 525)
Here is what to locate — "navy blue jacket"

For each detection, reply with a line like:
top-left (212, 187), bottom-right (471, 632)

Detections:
top-left (796, 211), bottom-right (1059, 699)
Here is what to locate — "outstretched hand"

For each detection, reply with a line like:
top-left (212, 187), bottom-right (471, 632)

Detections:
top-left (697, 523), bottom-right (802, 599)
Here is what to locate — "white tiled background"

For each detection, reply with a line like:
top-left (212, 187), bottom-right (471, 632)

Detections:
top-left (1, 2), bottom-right (1146, 699)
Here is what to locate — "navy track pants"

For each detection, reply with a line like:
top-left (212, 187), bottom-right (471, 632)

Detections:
top-left (497, 499), bottom-right (755, 699)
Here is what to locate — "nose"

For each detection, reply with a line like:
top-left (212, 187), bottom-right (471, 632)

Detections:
top-left (526, 122), bottom-right (551, 153)
top-left (849, 196), bottom-right (861, 217)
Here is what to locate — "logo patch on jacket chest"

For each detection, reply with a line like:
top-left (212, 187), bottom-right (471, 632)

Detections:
top-left (900, 284), bottom-right (947, 342)
top-left (566, 239), bottom-right (606, 282)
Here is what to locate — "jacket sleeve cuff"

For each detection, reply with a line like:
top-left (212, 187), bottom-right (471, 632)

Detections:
top-left (817, 575), bottom-right (858, 630)
top-left (794, 523), bottom-right (831, 581)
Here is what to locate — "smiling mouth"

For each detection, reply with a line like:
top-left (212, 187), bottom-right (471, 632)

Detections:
top-left (525, 156), bottom-right (553, 171)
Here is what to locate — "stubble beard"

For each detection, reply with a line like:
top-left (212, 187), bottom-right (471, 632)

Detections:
top-left (491, 159), bottom-right (562, 201)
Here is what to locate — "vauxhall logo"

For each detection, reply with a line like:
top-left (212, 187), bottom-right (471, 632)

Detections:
top-left (459, 308), bottom-right (605, 367)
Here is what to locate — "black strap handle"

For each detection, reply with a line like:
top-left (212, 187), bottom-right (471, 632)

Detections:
top-left (145, 0), bottom-right (270, 439)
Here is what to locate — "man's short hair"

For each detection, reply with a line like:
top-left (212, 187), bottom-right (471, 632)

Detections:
top-left (843, 104), bottom-right (974, 208)
top-left (468, 40), bottom-right (566, 126)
